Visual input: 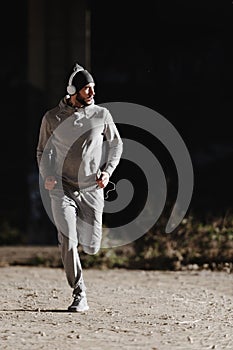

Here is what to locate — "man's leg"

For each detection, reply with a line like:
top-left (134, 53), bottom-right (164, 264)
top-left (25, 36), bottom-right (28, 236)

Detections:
top-left (57, 231), bottom-right (89, 312)
top-left (57, 231), bottom-right (86, 294)
top-left (49, 189), bottom-right (87, 299)
top-left (76, 189), bottom-right (104, 255)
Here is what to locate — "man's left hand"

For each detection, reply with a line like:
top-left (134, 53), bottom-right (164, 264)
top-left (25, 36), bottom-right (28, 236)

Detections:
top-left (96, 171), bottom-right (110, 188)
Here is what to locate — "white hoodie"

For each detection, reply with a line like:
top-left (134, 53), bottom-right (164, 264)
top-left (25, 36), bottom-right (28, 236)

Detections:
top-left (36, 98), bottom-right (123, 191)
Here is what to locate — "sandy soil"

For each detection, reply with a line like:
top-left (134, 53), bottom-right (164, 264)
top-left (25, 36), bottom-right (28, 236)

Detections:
top-left (0, 264), bottom-right (233, 350)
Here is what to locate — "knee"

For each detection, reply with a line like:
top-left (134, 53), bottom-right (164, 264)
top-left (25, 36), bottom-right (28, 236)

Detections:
top-left (82, 245), bottom-right (100, 255)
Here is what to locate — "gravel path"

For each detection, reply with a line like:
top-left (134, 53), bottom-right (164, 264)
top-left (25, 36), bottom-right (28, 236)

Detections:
top-left (0, 266), bottom-right (233, 349)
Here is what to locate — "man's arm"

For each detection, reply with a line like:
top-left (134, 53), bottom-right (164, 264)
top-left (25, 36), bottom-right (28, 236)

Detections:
top-left (102, 111), bottom-right (123, 177)
top-left (36, 115), bottom-right (57, 189)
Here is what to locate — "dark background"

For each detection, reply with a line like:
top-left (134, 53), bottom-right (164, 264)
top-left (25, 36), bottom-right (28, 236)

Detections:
top-left (0, 0), bottom-right (232, 244)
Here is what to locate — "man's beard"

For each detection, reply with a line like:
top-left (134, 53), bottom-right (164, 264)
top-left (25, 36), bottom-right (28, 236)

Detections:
top-left (76, 95), bottom-right (90, 106)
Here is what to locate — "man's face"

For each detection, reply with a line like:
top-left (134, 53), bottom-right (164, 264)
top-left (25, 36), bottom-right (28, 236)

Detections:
top-left (76, 83), bottom-right (95, 106)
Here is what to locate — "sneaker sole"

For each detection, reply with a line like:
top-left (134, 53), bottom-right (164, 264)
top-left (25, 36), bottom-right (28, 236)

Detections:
top-left (68, 305), bottom-right (89, 312)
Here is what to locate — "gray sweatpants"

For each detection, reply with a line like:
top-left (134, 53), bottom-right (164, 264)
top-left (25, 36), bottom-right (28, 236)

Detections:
top-left (49, 186), bottom-right (104, 294)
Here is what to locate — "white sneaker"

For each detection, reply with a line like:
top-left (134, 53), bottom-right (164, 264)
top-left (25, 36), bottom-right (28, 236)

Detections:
top-left (68, 292), bottom-right (89, 312)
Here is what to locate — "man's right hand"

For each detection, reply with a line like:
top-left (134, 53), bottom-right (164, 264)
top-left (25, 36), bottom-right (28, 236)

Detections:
top-left (44, 176), bottom-right (57, 190)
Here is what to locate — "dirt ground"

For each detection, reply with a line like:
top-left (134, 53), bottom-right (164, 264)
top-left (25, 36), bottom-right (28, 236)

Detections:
top-left (0, 250), bottom-right (233, 349)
